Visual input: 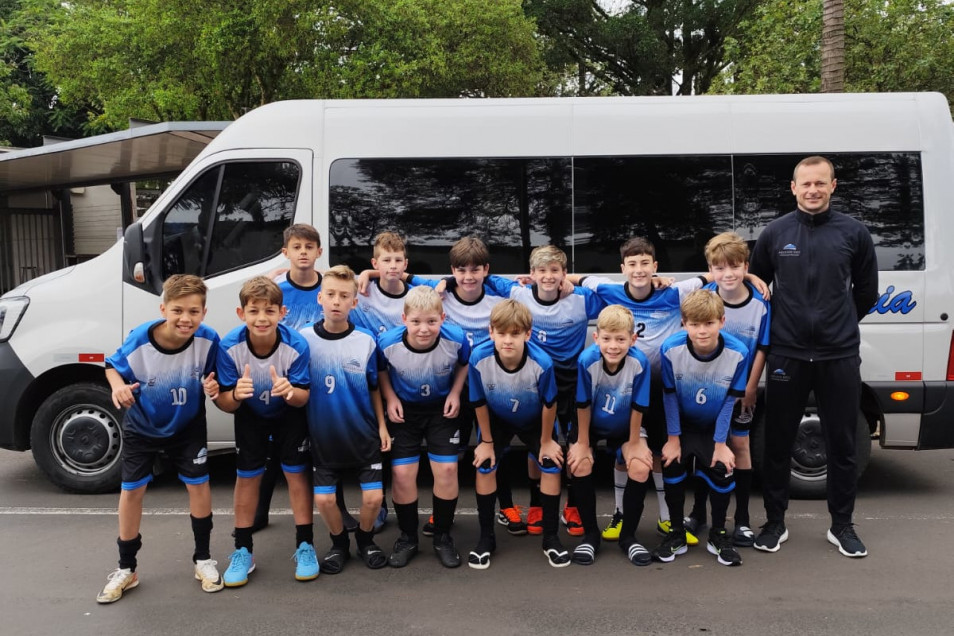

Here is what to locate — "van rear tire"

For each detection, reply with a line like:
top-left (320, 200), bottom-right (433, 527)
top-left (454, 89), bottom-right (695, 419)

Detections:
top-left (751, 407), bottom-right (871, 500)
top-left (30, 383), bottom-right (123, 493)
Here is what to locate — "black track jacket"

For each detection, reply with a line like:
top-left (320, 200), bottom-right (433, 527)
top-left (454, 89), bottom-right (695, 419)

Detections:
top-left (749, 207), bottom-right (879, 361)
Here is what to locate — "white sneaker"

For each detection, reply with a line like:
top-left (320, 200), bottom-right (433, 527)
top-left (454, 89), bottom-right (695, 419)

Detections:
top-left (194, 558), bottom-right (224, 592)
top-left (97, 567), bottom-right (138, 603)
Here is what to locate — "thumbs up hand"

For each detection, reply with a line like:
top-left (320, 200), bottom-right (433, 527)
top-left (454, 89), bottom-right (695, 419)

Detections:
top-left (112, 381), bottom-right (140, 409)
top-left (234, 364), bottom-right (255, 401)
top-left (202, 371), bottom-right (219, 399)
top-left (269, 365), bottom-right (294, 401)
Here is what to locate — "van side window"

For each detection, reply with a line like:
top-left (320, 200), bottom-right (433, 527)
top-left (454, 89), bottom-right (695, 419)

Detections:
top-left (328, 153), bottom-right (923, 275)
top-left (328, 158), bottom-right (572, 274)
top-left (160, 161), bottom-right (300, 280)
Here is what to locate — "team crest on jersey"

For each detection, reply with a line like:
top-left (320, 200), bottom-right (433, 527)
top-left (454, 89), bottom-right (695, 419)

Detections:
top-left (191, 365), bottom-right (203, 379)
top-left (437, 364), bottom-right (453, 376)
top-left (720, 375), bottom-right (734, 385)
top-left (344, 358), bottom-right (364, 373)
top-left (487, 383), bottom-right (496, 391)
top-left (193, 447), bottom-right (208, 465)
top-left (780, 243), bottom-right (800, 257)
top-left (674, 373), bottom-right (684, 380)
top-left (147, 377), bottom-right (157, 387)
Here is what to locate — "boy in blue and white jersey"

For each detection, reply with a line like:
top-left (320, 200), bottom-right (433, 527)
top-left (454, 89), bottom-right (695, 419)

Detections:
top-left (255, 223), bottom-right (323, 533)
top-left (213, 277), bottom-right (315, 587)
top-left (467, 300), bottom-right (570, 570)
top-left (653, 290), bottom-right (750, 567)
top-left (378, 286), bottom-right (470, 569)
top-left (567, 305), bottom-right (654, 567)
top-left (687, 232), bottom-right (771, 548)
top-left (568, 236), bottom-right (708, 543)
top-left (353, 231), bottom-right (420, 334)
top-left (478, 245), bottom-right (605, 537)
top-left (97, 275), bottom-right (223, 604)
top-left (300, 265), bottom-right (391, 574)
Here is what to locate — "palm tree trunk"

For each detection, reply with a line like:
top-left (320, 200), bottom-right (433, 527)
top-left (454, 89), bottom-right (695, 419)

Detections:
top-left (821, 0), bottom-right (845, 92)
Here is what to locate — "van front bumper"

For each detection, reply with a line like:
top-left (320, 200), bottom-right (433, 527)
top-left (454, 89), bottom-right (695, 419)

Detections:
top-left (0, 342), bottom-right (34, 450)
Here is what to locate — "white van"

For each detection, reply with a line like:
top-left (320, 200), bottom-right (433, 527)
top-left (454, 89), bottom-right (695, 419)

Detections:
top-left (1, 93), bottom-right (951, 497)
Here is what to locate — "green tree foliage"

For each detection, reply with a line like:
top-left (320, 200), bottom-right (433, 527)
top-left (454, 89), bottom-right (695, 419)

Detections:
top-left (713, 0), bottom-right (954, 106)
top-left (524, 0), bottom-right (760, 96)
top-left (25, 0), bottom-right (544, 132)
top-left (0, 0), bottom-right (87, 146)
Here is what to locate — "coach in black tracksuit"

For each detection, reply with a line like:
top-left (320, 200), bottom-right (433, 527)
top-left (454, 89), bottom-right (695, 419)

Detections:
top-left (749, 156), bottom-right (878, 558)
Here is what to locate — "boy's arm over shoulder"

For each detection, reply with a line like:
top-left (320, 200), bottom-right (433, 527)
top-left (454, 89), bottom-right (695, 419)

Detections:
top-left (483, 274), bottom-right (518, 298)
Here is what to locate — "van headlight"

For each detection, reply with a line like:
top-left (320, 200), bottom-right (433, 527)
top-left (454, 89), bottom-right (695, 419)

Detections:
top-left (0, 296), bottom-right (29, 343)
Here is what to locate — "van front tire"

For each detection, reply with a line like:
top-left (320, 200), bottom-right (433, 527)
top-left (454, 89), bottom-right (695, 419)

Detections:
top-left (30, 383), bottom-right (123, 493)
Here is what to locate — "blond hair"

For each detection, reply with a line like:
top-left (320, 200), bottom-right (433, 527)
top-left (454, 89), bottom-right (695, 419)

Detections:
top-left (404, 285), bottom-right (443, 315)
top-left (322, 264), bottom-right (358, 293)
top-left (596, 305), bottom-right (635, 334)
top-left (373, 231), bottom-right (406, 258)
top-left (705, 232), bottom-right (749, 267)
top-left (528, 245), bottom-right (567, 271)
top-left (489, 299), bottom-right (533, 334)
top-left (162, 274), bottom-right (207, 305)
top-left (681, 289), bottom-right (725, 323)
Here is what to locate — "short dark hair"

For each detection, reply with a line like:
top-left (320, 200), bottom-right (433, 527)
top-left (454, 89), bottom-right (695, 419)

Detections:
top-left (620, 237), bottom-right (655, 261)
top-left (449, 236), bottom-right (490, 268)
top-left (283, 223), bottom-right (322, 248)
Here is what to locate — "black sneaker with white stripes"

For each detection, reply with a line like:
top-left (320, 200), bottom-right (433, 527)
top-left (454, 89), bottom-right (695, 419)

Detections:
top-left (620, 540), bottom-right (652, 567)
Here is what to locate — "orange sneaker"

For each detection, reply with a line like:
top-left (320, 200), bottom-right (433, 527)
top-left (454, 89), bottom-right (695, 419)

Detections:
top-left (496, 505), bottom-right (528, 536)
top-left (526, 506), bottom-right (543, 535)
top-left (422, 515), bottom-right (435, 537)
top-left (562, 506), bottom-right (585, 537)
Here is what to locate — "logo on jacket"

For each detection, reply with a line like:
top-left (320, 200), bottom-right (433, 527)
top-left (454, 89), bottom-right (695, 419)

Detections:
top-left (779, 243), bottom-right (801, 257)
top-left (770, 368), bottom-right (790, 382)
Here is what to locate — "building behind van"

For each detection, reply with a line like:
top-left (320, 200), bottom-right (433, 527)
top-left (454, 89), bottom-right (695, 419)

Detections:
top-left (1, 93), bottom-right (952, 497)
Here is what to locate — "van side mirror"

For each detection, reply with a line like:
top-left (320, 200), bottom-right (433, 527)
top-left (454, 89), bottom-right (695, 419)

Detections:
top-left (122, 223), bottom-right (153, 291)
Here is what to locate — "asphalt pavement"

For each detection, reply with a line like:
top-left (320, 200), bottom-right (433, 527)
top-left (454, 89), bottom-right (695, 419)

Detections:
top-left (2, 444), bottom-right (954, 636)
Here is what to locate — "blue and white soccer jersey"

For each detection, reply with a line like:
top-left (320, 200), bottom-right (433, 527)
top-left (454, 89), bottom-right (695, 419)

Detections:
top-left (217, 323), bottom-right (311, 419)
top-left (216, 323), bottom-right (312, 476)
top-left (703, 281), bottom-right (771, 374)
top-left (575, 344), bottom-right (651, 442)
top-left (106, 321), bottom-right (219, 439)
top-left (377, 324), bottom-right (471, 407)
top-left (300, 321), bottom-right (382, 470)
top-left (415, 278), bottom-right (505, 348)
top-left (353, 278), bottom-right (422, 334)
top-left (106, 321), bottom-right (219, 489)
top-left (275, 272), bottom-right (322, 331)
top-left (581, 276), bottom-right (706, 374)
top-left (659, 331), bottom-right (749, 444)
top-left (468, 340), bottom-right (558, 431)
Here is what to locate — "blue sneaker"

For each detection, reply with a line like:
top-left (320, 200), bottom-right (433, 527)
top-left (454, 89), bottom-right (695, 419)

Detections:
top-left (293, 542), bottom-right (320, 580)
top-left (223, 547), bottom-right (255, 587)
top-left (373, 505), bottom-right (388, 534)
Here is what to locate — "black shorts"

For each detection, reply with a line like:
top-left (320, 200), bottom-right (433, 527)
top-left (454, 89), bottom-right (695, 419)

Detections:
top-left (553, 364), bottom-right (578, 440)
top-left (312, 463), bottom-right (383, 495)
top-left (121, 420), bottom-right (209, 490)
top-left (676, 428), bottom-right (717, 473)
top-left (389, 403), bottom-right (460, 464)
top-left (477, 414), bottom-right (560, 475)
top-left (234, 407), bottom-right (310, 477)
top-left (643, 380), bottom-right (667, 455)
top-left (566, 427), bottom-right (628, 465)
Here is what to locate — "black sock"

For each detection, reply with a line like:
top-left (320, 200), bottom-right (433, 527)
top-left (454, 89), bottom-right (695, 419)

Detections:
top-left (733, 469), bottom-right (753, 527)
top-left (620, 477), bottom-right (649, 542)
top-left (690, 477), bottom-right (709, 523)
top-left (573, 474), bottom-right (598, 536)
top-left (541, 493), bottom-right (560, 538)
top-left (476, 492), bottom-right (497, 538)
top-left (432, 495), bottom-right (458, 536)
top-left (295, 523), bottom-right (314, 548)
top-left (394, 501), bottom-right (420, 539)
top-left (710, 489), bottom-right (731, 530)
top-left (496, 456), bottom-right (514, 509)
top-left (529, 478), bottom-right (542, 507)
top-left (663, 482), bottom-right (686, 532)
top-left (331, 529), bottom-right (351, 551)
top-left (355, 528), bottom-right (374, 550)
top-left (234, 526), bottom-right (253, 552)
top-left (191, 513), bottom-right (213, 562)
top-left (564, 471), bottom-right (576, 507)
top-left (117, 534), bottom-right (142, 572)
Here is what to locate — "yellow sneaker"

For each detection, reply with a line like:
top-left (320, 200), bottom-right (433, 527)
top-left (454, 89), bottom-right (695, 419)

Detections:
top-left (601, 510), bottom-right (623, 541)
top-left (97, 568), bottom-right (138, 604)
top-left (657, 518), bottom-right (698, 546)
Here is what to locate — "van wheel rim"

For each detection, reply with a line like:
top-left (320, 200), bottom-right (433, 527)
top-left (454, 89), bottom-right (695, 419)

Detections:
top-left (52, 406), bottom-right (121, 474)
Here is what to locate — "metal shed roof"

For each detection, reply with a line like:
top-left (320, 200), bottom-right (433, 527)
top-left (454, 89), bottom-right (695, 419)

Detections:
top-left (0, 121), bottom-right (230, 193)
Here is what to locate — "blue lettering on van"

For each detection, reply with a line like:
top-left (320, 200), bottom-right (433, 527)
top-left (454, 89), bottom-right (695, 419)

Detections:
top-left (868, 286), bottom-right (917, 315)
